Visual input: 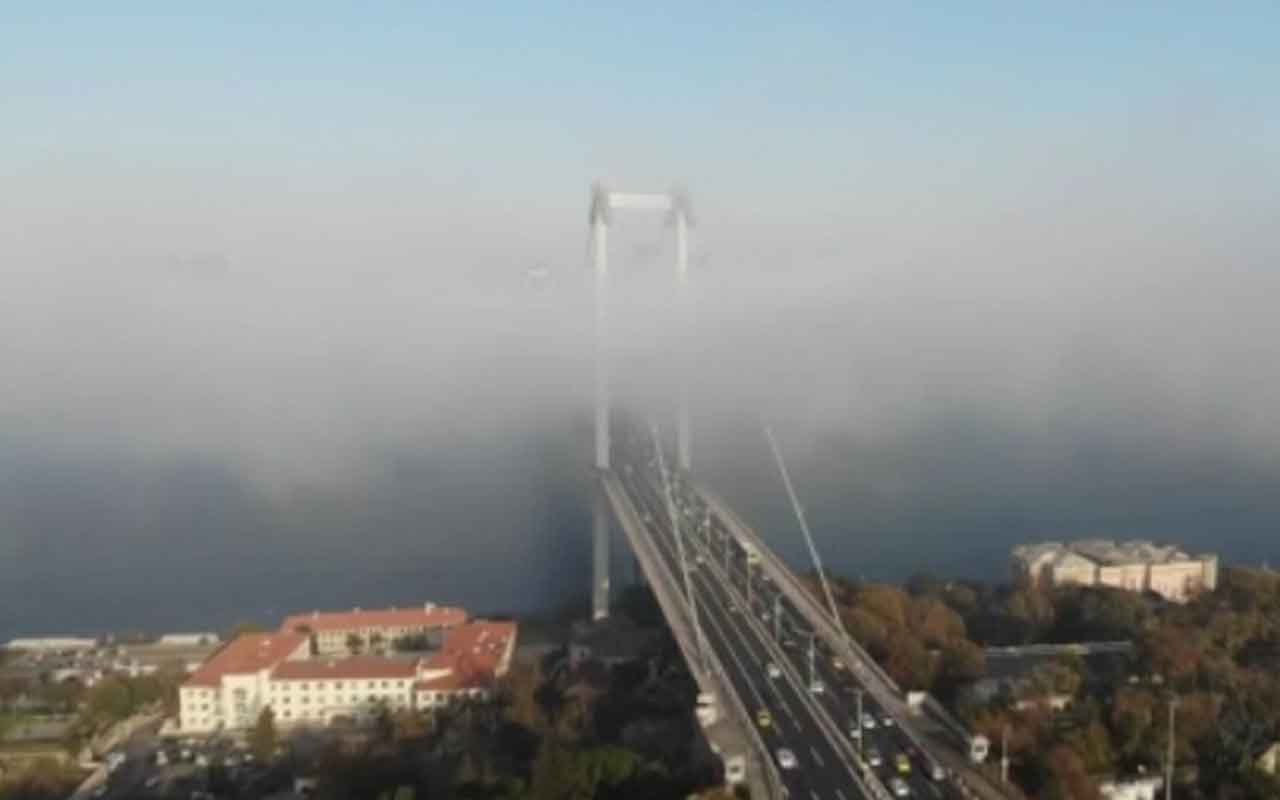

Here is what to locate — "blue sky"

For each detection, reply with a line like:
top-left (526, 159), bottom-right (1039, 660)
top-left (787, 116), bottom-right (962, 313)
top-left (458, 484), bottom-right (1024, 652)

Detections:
top-left (4, 4), bottom-right (1276, 192)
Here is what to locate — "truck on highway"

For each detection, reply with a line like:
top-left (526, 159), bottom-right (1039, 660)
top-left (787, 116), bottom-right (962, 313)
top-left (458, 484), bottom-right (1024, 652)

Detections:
top-left (723, 753), bottom-right (746, 785)
top-left (695, 692), bottom-right (718, 727)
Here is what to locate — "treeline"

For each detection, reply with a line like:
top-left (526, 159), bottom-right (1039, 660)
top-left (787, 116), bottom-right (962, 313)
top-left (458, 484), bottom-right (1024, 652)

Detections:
top-left (959, 568), bottom-right (1280, 799)
top-left (814, 575), bottom-right (986, 694)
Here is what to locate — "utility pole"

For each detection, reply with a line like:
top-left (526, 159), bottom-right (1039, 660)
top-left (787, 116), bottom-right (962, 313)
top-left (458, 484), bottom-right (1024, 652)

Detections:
top-left (807, 634), bottom-right (816, 688)
top-left (773, 594), bottom-right (782, 640)
top-left (855, 689), bottom-right (865, 758)
top-left (1166, 695), bottom-right (1178, 800)
top-left (746, 561), bottom-right (753, 607)
top-left (1001, 724), bottom-right (1009, 785)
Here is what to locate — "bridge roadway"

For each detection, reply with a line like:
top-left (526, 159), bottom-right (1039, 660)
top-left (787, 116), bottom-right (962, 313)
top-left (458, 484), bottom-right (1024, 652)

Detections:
top-left (624, 461), bottom-right (950, 800)
top-left (615, 461), bottom-right (881, 800)
top-left (695, 483), bottom-right (1007, 800)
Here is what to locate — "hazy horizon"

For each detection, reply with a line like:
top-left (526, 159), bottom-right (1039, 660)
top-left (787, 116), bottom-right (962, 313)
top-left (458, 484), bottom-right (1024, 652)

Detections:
top-left (3, 6), bottom-right (1279, 639)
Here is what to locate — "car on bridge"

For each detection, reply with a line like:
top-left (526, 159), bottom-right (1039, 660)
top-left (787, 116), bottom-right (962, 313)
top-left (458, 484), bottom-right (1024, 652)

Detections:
top-left (889, 777), bottom-right (911, 797)
top-left (775, 748), bottom-right (797, 770)
top-left (755, 708), bottom-right (772, 729)
top-left (861, 713), bottom-right (877, 730)
top-left (866, 747), bottom-right (883, 767)
top-left (894, 753), bottom-right (911, 775)
top-left (808, 679), bottom-right (825, 695)
top-left (766, 662), bottom-right (782, 679)
top-left (880, 713), bottom-right (895, 727)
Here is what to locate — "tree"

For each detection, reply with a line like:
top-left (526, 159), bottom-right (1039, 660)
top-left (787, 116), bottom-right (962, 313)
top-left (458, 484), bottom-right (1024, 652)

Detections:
top-left (249, 707), bottom-right (278, 762)
top-left (858, 584), bottom-right (910, 629)
top-left (529, 737), bottom-right (587, 800)
top-left (842, 607), bottom-right (890, 660)
top-left (85, 676), bottom-right (135, 722)
top-left (909, 597), bottom-right (966, 648)
top-left (391, 709), bottom-right (428, 742)
top-left (885, 636), bottom-right (936, 690)
top-left (938, 639), bottom-right (986, 687)
top-left (346, 633), bottom-right (365, 655)
top-left (1065, 721), bottom-right (1113, 774)
top-left (1040, 745), bottom-right (1099, 800)
top-left (369, 632), bottom-right (385, 653)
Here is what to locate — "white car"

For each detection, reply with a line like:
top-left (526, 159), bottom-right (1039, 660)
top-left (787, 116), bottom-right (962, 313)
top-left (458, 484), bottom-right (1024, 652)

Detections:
top-left (766, 662), bottom-right (782, 680)
top-left (866, 747), bottom-right (884, 767)
top-left (776, 748), bottom-right (798, 770)
top-left (881, 714), bottom-right (895, 727)
top-left (809, 679), bottom-right (825, 695)
top-left (889, 777), bottom-right (911, 797)
top-left (862, 713), bottom-right (877, 730)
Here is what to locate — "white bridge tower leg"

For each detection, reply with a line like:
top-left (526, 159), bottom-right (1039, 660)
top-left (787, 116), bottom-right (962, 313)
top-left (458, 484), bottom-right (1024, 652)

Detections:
top-left (589, 183), bottom-right (693, 621)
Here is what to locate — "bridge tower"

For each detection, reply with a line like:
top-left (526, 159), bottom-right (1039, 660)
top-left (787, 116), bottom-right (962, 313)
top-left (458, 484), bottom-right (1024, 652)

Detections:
top-left (589, 183), bottom-right (693, 620)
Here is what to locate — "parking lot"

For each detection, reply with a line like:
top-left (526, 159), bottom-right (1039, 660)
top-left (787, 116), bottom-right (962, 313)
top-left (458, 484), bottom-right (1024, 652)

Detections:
top-left (93, 731), bottom-right (296, 800)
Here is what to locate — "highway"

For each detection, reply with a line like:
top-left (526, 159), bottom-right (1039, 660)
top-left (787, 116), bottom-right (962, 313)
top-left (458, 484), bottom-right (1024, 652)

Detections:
top-left (617, 450), bottom-right (879, 800)
top-left (614, 426), bottom-right (974, 800)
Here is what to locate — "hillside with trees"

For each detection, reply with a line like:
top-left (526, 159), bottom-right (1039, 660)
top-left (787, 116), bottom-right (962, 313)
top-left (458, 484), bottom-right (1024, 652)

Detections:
top-left (818, 567), bottom-right (1280, 799)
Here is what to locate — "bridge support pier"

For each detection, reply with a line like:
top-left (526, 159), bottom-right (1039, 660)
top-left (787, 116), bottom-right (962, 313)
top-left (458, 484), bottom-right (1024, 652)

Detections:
top-left (592, 478), bottom-right (611, 621)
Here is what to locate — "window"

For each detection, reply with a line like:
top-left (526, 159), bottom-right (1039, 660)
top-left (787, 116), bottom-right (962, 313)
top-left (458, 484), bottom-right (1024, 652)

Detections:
top-left (381, 681), bottom-right (389, 688)
top-left (335, 681), bottom-right (343, 689)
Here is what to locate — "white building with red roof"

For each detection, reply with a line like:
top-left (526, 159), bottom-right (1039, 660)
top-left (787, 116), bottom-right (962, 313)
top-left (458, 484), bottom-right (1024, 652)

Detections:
top-left (179, 611), bottom-right (517, 733)
top-left (280, 603), bottom-right (466, 655)
top-left (179, 632), bottom-right (310, 733)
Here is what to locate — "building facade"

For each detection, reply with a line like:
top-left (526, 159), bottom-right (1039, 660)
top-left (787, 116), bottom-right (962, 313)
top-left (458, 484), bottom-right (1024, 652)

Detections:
top-left (280, 604), bottom-right (467, 655)
top-left (179, 611), bottom-right (515, 734)
top-left (1012, 540), bottom-right (1218, 603)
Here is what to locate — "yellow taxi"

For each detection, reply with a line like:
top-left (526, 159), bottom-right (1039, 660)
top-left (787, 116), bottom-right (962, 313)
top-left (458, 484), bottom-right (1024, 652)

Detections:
top-left (756, 708), bottom-right (773, 729)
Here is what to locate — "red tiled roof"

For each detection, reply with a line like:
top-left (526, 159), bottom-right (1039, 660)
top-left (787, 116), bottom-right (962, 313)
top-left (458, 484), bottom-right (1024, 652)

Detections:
top-left (280, 605), bottom-right (466, 634)
top-left (413, 621), bottom-right (516, 692)
top-left (184, 633), bottom-right (308, 688)
top-left (271, 655), bottom-right (420, 681)
top-left (440, 621), bottom-right (516, 670)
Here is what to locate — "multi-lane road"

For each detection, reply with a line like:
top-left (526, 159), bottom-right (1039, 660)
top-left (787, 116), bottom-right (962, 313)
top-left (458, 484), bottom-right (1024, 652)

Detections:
top-left (619, 460), bottom-right (875, 800)
top-left (617, 436), bottom-right (959, 800)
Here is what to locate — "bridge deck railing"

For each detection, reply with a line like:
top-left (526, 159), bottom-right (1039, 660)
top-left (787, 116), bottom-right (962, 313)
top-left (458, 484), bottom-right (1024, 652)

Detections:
top-left (603, 473), bottom-right (786, 800)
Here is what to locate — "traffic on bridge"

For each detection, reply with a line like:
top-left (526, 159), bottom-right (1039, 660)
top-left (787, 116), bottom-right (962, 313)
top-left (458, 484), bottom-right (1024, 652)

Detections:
top-left (607, 425), bottom-right (965, 800)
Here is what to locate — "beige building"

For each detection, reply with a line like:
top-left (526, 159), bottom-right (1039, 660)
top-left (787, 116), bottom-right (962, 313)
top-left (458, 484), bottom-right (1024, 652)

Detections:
top-left (1012, 540), bottom-right (1217, 603)
top-left (179, 611), bottom-right (515, 734)
top-left (281, 604), bottom-right (467, 655)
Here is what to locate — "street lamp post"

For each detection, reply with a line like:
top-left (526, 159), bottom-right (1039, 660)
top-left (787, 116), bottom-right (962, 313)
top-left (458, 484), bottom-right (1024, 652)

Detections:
top-left (856, 689), bottom-right (865, 758)
top-left (1001, 724), bottom-right (1010, 785)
